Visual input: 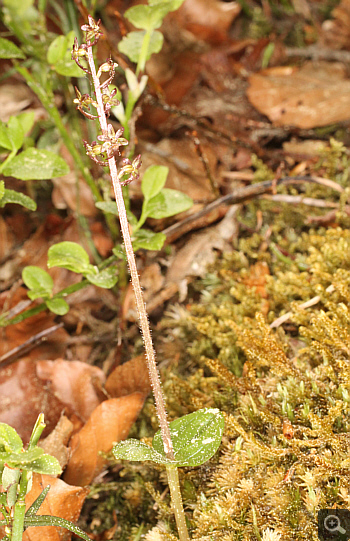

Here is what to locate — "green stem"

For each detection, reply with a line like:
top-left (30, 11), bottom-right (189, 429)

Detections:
top-left (166, 467), bottom-right (190, 541)
top-left (136, 30), bottom-right (151, 76)
top-left (11, 473), bottom-right (29, 541)
top-left (2, 279), bottom-right (89, 327)
top-left (0, 150), bottom-right (17, 174)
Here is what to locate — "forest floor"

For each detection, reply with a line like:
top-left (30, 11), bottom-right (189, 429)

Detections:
top-left (2, 1), bottom-right (350, 540)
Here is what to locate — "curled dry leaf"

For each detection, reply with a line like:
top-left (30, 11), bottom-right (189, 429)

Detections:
top-left (105, 355), bottom-right (151, 398)
top-left (63, 393), bottom-right (146, 486)
top-left (0, 360), bottom-right (66, 443)
top-left (36, 359), bottom-right (106, 423)
top-left (39, 416), bottom-right (74, 470)
top-left (23, 474), bottom-right (89, 541)
top-left (247, 62), bottom-right (350, 129)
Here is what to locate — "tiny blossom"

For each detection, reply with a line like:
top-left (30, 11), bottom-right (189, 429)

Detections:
top-left (71, 38), bottom-right (89, 73)
top-left (83, 140), bottom-right (108, 166)
top-left (73, 87), bottom-right (98, 119)
top-left (118, 155), bottom-right (142, 186)
top-left (81, 15), bottom-right (102, 46)
top-left (97, 125), bottom-right (128, 159)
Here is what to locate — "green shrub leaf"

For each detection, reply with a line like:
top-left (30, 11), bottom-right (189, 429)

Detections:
top-left (141, 165), bottom-right (168, 201)
top-left (0, 188), bottom-right (37, 210)
top-left (86, 266), bottom-right (118, 289)
top-left (132, 229), bottom-right (166, 251)
top-left (22, 266), bottom-right (53, 300)
top-left (46, 298), bottom-right (69, 315)
top-left (152, 408), bottom-right (225, 467)
top-left (16, 111), bottom-right (35, 135)
top-left (113, 439), bottom-right (175, 465)
top-left (48, 241), bottom-right (91, 274)
top-left (20, 454), bottom-right (62, 475)
top-left (0, 37), bottom-right (25, 59)
top-left (144, 188), bottom-right (192, 220)
top-left (125, 3), bottom-right (172, 31)
top-left (3, 148), bottom-right (69, 180)
top-left (0, 423), bottom-right (23, 453)
top-left (118, 30), bottom-right (163, 63)
top-left (95, 201), bottom-right (119, 215)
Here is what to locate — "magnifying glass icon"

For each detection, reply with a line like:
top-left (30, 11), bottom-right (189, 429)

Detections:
top-left (324, 514), bottom-right (346, 534)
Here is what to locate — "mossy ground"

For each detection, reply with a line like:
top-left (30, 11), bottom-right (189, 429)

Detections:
top-left (82, 142), bottom-right (350, 540)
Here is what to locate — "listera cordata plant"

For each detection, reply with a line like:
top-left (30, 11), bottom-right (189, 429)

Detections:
top-left (0, 414), bottom-right (90, 541)
top-left (72, 16), bottom-right (225, 541)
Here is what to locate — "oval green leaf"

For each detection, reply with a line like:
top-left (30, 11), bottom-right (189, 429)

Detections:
top-left (86, 266), bottom-right (118, 289)
top-left (152, 408), bottom-right (225, 467)
top-left (3, 148), bottom-right (69, 180)
top-left (144, 188), bottom-right (193, 220)
top-left (22, 266), bottom-right (53, 299)
top-left (118, 30), bottom-right (163, 63)
top-left (132, 229), bottom-right (166, 251)
top-left (125, 3), bottom-right (172, 31)
top-left (141, 165), bottom-right (168, 201)
top-left (48, 241), bottom-right (90, 274)
top-left (46, 297), bottom-right (69, 315)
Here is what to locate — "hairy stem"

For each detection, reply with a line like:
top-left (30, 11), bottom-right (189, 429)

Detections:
top-left (85, 28), bottom-right (190, 541)
top-left (86, 43), bottom-right (175, 458)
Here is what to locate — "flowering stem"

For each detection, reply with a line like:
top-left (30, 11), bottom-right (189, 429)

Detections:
top-left (85, 31), bottom-right (190, 541)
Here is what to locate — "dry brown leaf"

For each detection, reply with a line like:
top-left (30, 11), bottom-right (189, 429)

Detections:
top-left (165, 206), bottom-right (239, 287)
top-left (0, 84), bottom-right (37, 122)
top-left (174, 0), bottom-right (241, 43)
top-left (0, 360), bottom-right (66, 443)
top-left (247, 62), bottom-right (350, 128)
top-left (105, 356), bottom-right (151, 398)
top-left (23, 474), bottom-right (89, 541)
top-left (0, 287), bottom-right (68, 361)
top-left (137, 138), bottom-right (216, 202)
top-left (36, 360), bottom-right (106, 423)
top-left (52, 172), bottom-right (97, 217)
top-left (63, 393), bottom-right (146, 486)
top-left (39, 416), bottom-right (74, 470)
top-left (322, 0), bottom-right (350, 50)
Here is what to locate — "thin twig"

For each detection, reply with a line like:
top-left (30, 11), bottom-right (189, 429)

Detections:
top-left (270, 285), bottom-right (335, 329)
top-left (0, 324), bottom-right (64, 367)
top-left (161, 175), bottom-right (345, 242)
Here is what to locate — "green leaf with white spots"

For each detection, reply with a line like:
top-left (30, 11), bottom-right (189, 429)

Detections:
top-left (152, 408), bottom-right (225, 467)
top-left (3, 148), bottom-right (69, 180)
